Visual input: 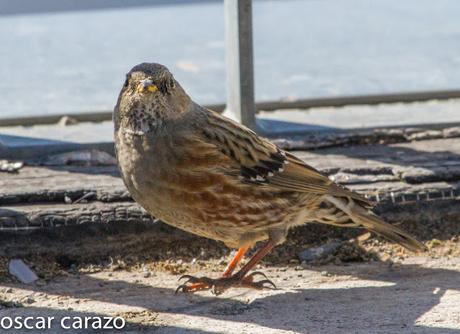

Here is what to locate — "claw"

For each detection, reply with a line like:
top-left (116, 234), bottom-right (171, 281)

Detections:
top-left (175, 272), bottom-right (277, 295)
top-left (256, 279), bottom-right (277, 290)
top-left (175, 284), bottom-right (187, 294)
top-left (175, 275), bottom-right (215, 294)
top-left (247, 271), bottom-right (269, 280)
top-left (178, 274), bottom-right (194, 282)
top-left (175, 281), bottom-right (212, 294)
top-left (239, 275), bottom-right (277, 290)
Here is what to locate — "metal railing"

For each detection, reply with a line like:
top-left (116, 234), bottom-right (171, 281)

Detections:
top-left (3, 89), bottom-right (460, 128)
top-left (1, 0), bottom-right (460, 134)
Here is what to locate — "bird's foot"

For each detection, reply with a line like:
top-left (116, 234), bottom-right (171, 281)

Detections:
top-left (175, 271), bottom-right (276, 295)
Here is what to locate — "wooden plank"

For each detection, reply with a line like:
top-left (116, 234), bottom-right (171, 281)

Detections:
top-left (2, 181), bottom-right (458, 229)
top-left (0, 202), bottom-right (148, 230)
top-left (0, 166), bottom-right (127, 205)
top-left (2, 138), bottom-right (460, 205)
top-left (1, 166), bottom-right (459, 207)
top-left (1, 190), bottom-right (458, 261)
top-left (1, 137), bottom-right (460, 232)
top-left (271, 126), bottom-right (460, 149)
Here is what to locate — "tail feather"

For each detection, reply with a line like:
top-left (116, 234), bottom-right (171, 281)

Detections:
top-left (324, 195), bottom-right (426, 252)
top-left (353, 210), bottom-right (427, 252)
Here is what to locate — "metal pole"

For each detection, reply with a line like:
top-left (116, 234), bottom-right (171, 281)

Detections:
top-left (224, 0), bottom-right (257, 130)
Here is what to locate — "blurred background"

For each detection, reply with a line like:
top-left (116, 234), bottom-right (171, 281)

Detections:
top-left (1, 0), bottom-right (460, 121)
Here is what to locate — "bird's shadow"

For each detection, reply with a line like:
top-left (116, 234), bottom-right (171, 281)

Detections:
top-left (2, 261), bottom-right (459, 333)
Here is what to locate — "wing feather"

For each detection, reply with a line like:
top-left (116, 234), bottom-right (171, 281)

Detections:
top-left (200, 109), bottom-right (372, 206)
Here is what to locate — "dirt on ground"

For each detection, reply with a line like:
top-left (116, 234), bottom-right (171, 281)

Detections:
top-left (0, 227), bottom-right (459, 334)
top-left (0, 215), bottom-right (458, 283)
top-left (0, 255), bottom-right (459, 334)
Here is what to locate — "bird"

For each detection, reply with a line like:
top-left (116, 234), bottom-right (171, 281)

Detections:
top-left (114, 62), bottom-right (426, 295)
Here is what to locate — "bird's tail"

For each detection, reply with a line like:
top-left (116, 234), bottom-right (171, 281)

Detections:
top-left (323, 195), bottom-right (426, 252)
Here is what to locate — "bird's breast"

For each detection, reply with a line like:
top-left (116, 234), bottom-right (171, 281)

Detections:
top-left (114, 127), bottom-right (308, 245)
top-left (115, 128), bottom-right (168, 195)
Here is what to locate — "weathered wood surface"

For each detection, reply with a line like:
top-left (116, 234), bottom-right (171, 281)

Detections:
top-left (271, 125), bottom-right (460, 150)
top-left (1, 138), bottom-right (460, 232)
top-left (0, 166), bottom-right (128, 205)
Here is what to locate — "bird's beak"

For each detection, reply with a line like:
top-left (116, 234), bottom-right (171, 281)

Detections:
top-left (138, 79), bottom-right (158, 93)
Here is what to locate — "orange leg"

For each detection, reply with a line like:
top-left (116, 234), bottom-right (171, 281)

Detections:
top-left (176, 241), bottom-right (276, 295)
top-left (222, 246), bottom-right (250, 277)
top-left (232, 240), bottom-right (275, 280)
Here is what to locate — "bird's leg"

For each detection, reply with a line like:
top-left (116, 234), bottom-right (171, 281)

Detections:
top-left (222, 245), bottom-right (250, 277)
top-left (176, 241), bottom-right (276, 295)
top-left (230, 240), bottom-right (275, 280)
top-left (175, 246), bottom-right (249, 293)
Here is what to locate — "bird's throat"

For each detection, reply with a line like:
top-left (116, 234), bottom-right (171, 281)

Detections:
top-left (121, 107), bottom-right (161, 136)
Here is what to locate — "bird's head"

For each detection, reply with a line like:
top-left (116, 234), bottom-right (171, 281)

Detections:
top-left (115, 63), bottom-right (191, 132)
top-left (124, 63), bottom-right (176, 97)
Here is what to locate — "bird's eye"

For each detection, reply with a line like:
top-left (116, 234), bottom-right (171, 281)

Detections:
top-left (158, 78), bottom-right (175, 94)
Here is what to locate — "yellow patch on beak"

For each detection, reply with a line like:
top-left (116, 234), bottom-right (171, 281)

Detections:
top-left (147, 85), bottom-right (158, 92)
top-left (138, 79), bottom-right (158, 94)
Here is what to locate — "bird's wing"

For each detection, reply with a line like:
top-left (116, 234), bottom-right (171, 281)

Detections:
top-left (200, 109), bottom-right (371, 206)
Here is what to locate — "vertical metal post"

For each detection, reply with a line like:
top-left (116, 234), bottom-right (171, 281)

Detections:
top-left (224, 0), bottom-right (257, 130)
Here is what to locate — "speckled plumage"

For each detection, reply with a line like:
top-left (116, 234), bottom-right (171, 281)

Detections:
top-left (114, 63), bottom-right (425, 293)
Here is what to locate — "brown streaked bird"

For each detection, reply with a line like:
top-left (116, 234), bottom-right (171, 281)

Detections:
top-left (114, 62), bottom-right (426, 295)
